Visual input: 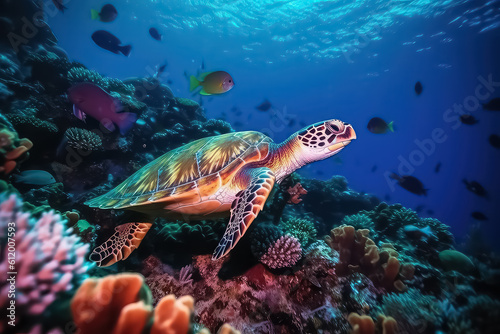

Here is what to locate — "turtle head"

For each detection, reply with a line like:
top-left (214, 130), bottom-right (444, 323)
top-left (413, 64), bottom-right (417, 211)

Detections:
top-left (295, 119), bottom-right (356, 162)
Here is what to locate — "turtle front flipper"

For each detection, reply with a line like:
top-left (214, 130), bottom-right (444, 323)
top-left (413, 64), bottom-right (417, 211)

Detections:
top-left (90, 222), bottom-right (153, 267)
top-left (213, 167), bottom-right (275, 260)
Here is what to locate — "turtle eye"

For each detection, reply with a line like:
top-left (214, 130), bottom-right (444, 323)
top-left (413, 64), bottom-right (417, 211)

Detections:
top-left (331, 124), bottom-right (340, 132)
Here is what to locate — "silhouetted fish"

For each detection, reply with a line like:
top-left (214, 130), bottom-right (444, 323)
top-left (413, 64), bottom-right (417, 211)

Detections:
top-left (371, 165), bottom-right (378, 172)
top-left (435, 162), bottom-right (441, 173)
top-left (415, 204), bottom-right (425, 213)
top-left (472, 211), bottom-right (488, 221)
top-left (52, 0), bottom-right (67, 12)
top-left (483, 98), bottom-right (500, 111)
top-left (256, 99), bottom-right (272, 111)
top-left (463, 179), bottom-right (488, 198)
top-left (154, 63), bottom-right (168, 78)
top-left (426, 209), bottom-right (434, 215)
top-left (415, 81), bottom-right (423, 95)
top-left (149, 27), bottom-right (162, 41)
top-left (367, 117), bottom-right (394, 134)
top-left (390, 173), bottom-right (428, 196)
top-left (460, 114), bottom-right (478, 125)
top-left (91, 4), bottom-right (118, 22)
top-left (489, 134), bottom-right (500, 149)
top-left (91, 30), bottom-right (131, 56)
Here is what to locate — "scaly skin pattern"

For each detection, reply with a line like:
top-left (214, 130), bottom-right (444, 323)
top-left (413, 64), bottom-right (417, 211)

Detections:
top-left (86, 119), bottom-right (356, 265)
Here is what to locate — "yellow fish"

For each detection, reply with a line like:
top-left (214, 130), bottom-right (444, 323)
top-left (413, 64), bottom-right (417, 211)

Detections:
top-left (190, 71), bottom-right (234, 95)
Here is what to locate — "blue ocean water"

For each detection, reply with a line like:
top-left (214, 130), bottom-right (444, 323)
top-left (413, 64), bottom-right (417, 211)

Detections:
top-left (46, 0), bottom-right (500, 249)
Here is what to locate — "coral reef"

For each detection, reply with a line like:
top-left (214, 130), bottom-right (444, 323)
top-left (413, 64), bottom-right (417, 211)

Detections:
top-left (0, 193), bottom-right (90, 333)
top-left (280, 216), bottom-right (317, 246)
top-left (64, 127), bottom-right (103, 151)
top-left (260, 235), bottom-right (302, 269)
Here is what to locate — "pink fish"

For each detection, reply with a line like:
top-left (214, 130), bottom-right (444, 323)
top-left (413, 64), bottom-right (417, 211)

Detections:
top-left (68, 83), bottom-right (137, 135)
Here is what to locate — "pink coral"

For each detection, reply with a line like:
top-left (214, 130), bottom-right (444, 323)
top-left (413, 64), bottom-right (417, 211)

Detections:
top-left (260, 235), bottom-right (302, 269)
top-left (0, 194), bottom-right (90, 331)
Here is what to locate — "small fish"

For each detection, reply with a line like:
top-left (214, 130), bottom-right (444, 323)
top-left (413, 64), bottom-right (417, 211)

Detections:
top-left (371, 165), bottom-right (378, 172)
top-left (154, 63), bottom-right (168, 78)
top-left (333, 157), bottom-right (343, 165)
top-left (483, 98), bottom-right (500, 111)
top-left (435, 162), bottom-right (441, 173)
top-left (460, 114), bottom-right (478, 125)
top-left (390, 173), bottom-right (428, 196)
top-left (91, 30), bottom-right (131, 56)
top-left (367, 117), bottom-right (394, 134)
top-left (471, 211), bottom-right (488, 221)
top-left (256, 99), bottom-right (272, 111)
top-left (68, 82), bottom-right (137, 135)
top-left (91, 4), bottom-right (118, 22)
top-left (415, 81), bottom-right (423, 95)
top-left (13, 170), bottom-right (56, 185)
top-left (149, 27), bottom-right (162, 41)
top-left (415, 204), bottom-right (425, 213)
top-left (463, 179), bottom-right (488, 198)
top-left (52, 0), bottom-right (67, 12)
top-left (190, 71), bottom-right (234, 95)
top-left (426, 209), bottom-right (434, 215)
top-left (489, 134), bottom-right (500, 149)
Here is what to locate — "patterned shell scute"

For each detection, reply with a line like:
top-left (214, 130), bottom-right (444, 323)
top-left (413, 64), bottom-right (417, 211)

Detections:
top-left (86, 131), bottom-right (272, 208)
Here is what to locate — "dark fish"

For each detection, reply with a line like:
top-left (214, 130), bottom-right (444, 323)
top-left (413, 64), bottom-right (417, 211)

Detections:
top-left (149, 27), bottom-right (162, 41)
top-left (384, 194), bottom-right (391, 201)
top-left (463, 179), bottom-right (488, 198)
top-left (299, 121), bottom-right (307, 127)
top-left (472, 211), bottom-right (488, 221)
top-left (415, 81), bottom-right (423, 95)
top-left (233, 121), bottom-right (243, 127)
top-left (154, 63), bottom-right (167, 78)
top-left (91, 30), bottom-right (131, 56)
top-left (489, 134), bottom-right (500, 149)
top-left (483, 98), bottom-right (500, 111)
top-left (390, 173), bottom-right (428, 196)
top-left (371, 165), bottom-right (378, 172)
top-left (435, 162), bottom-right (441, 173)
top-left (426, 209), bottom-right (434, 215)
top-left (91, 4), bottom-right (118, 22)
top-left (460, 114), bottom-right (478, 125)
top-left (167, 79), bottom-right (173, 85)
top-left (367, 117), bottom-right (394, 134)
top-left (256, 99), bottom-right (272, 111)
top-left (52, 0), bottom-right (67, 12)
top-left (288, 118), bottom-right (296, 127)
top-left (415, 205), bottom-right (425, 213)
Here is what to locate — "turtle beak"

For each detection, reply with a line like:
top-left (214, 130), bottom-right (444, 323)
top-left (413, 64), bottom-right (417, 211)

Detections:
top-left (328, 124), bottom-right (356, 152)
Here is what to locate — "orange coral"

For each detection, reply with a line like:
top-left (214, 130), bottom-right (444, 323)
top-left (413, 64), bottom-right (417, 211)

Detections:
top-left (71, 273), bottom-right (193, 334)
top-left (326, 225), bottom-right (414, 291)
top-left (0, 127), bottom-right (33, 175)
top-left (348, 313), bottom-right (398, 334)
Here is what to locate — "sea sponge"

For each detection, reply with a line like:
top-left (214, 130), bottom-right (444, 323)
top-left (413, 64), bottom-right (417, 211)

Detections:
top-left (326, 225), bottom-right (414, 291)
top-left (280, 217), bottom-right (317, 246)
top-left (71, 273), bottom-right (198, 334)
top-left (260, 235), bottom-right (302, 269)
top-left (0, 122), bottom-right (33, 175)
top-left (439, 249), bottom-right (474, 274)
top-left (64, 127), bottom-right (103, 151)
top-left (0, 193), bottom-right (90, 332)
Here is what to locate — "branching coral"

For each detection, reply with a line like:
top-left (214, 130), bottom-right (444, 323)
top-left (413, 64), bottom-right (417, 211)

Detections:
top-left (64, 127), bottom-right (103, 151)
top-left (249, 223), bottom-right (284, 259)
top-left (260, 235), bottom-right (302, 269)
top-left (447, 295), bottom-right (500, 333)
top-left (326, 225), bottom-right (414, 291)
top-left (372, 288), bottom-right (441, 334)
top-left (0, 193), bottom-right (90, 332)
top-left (341, 213), bottom-right (374, 231)
top-left (6, 114), bottom-right (58, 134)
top-left (280, 217), bottom-right (317, 246)
top-left (67, 67), bottom-right (135, 96)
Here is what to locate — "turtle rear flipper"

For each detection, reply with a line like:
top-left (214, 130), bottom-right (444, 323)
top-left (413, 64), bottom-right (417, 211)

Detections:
top-left (90, 222), bottom-right (152, 267)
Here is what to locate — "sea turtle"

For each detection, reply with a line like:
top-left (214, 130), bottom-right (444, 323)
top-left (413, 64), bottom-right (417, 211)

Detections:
top-left (85, 119), bottom-right (356, 266)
